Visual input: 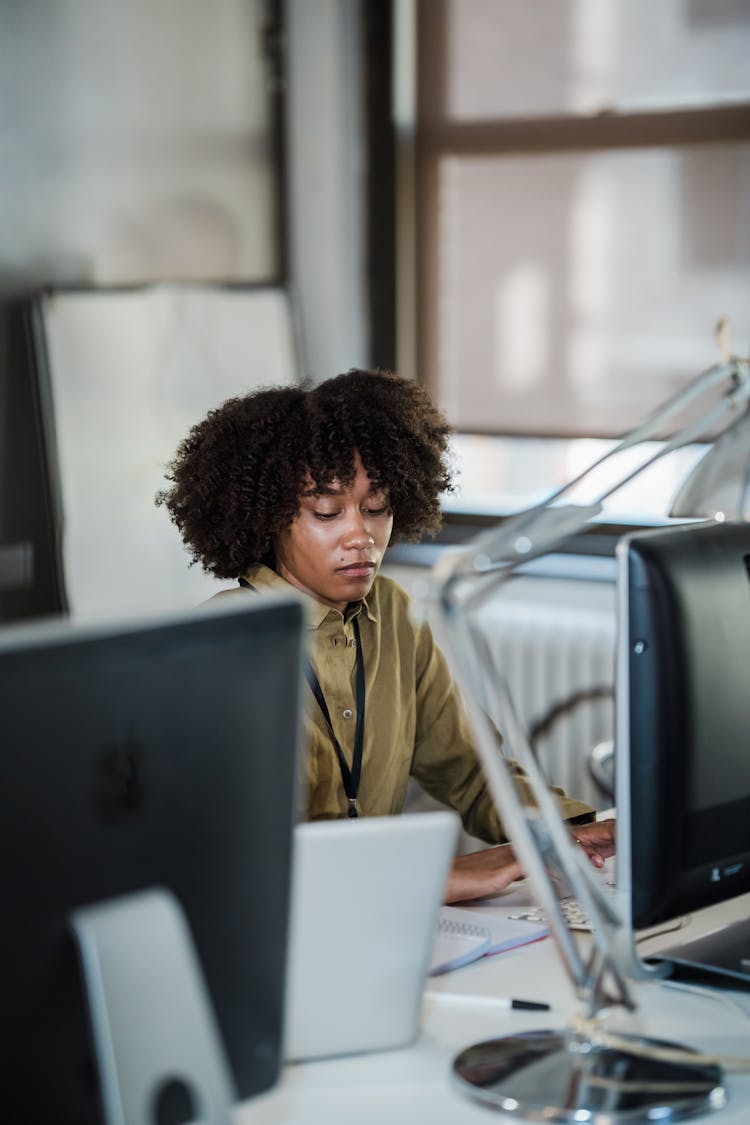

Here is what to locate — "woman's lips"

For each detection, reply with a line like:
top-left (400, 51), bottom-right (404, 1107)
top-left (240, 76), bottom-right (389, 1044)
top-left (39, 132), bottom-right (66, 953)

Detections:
top-left (337, 562), bottom-right (376, 577)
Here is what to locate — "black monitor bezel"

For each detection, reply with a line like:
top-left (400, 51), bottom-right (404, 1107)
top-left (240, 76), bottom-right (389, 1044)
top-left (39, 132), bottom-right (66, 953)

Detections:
top-left (616, 520), bottom-right (750, 932)
top-left (0, 597), bottom-right (305, 1123)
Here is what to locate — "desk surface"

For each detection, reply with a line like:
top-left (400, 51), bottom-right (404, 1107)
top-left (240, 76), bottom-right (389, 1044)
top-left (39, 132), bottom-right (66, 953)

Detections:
top-left (235, 881), bottom-right (750, 1125)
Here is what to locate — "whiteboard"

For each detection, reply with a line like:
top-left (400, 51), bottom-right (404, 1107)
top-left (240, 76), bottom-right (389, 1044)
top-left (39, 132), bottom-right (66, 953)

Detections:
top-left (41, 285), bottom-right (298, 619)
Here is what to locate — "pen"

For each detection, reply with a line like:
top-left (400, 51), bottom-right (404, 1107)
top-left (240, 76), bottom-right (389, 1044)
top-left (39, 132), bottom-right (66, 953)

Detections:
top-left (504, 998), bottom-right (551, 1011)
top-left (429, 992), bottom-right (551, 1012)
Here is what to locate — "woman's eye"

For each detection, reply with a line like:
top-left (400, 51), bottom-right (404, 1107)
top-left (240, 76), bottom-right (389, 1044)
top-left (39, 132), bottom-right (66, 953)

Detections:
top-left (365, 505), bottom-right (389, 517)
top-left (313, 510), bottom-right (338, 521)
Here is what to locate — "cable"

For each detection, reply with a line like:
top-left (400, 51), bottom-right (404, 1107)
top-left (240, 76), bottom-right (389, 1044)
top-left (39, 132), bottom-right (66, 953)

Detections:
top-left (660, 978), bottom-right (750, 1024)
top-left (570, 1012), bottom-right (750, 1073)
top-left (528, 685), bottom-right (613, 750)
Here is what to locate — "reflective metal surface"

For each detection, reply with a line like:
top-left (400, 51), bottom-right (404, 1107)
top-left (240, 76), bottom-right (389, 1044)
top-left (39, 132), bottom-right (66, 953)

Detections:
top-left (453, 1028), bottom-right (725, 1122)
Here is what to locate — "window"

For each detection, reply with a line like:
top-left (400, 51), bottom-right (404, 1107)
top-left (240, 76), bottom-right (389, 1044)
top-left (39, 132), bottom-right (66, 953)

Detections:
top-left (410, 0), bottom-right (750, 519)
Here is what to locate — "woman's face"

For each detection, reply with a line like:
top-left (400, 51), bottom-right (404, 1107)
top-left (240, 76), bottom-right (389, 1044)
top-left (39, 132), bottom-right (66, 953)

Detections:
top-left (274, 451), bottom-right (393, 610)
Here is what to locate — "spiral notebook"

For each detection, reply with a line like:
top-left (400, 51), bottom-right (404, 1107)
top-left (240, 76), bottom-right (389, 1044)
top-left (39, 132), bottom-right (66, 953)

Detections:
top-left (429, 906), bottom-right (549, 975)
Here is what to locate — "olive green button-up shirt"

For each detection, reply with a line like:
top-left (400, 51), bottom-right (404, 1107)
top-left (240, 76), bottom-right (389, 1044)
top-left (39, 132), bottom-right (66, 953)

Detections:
top-left (217, 565), bottom-right (592, 844)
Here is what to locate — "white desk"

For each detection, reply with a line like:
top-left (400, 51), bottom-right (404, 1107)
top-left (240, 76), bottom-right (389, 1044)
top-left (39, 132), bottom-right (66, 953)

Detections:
top-left (236, 890), bottom-right (750, 1124)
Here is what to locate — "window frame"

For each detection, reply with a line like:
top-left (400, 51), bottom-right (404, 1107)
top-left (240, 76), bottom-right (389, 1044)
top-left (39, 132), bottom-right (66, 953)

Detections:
top-left (381, 0), bottom-right (750, 527)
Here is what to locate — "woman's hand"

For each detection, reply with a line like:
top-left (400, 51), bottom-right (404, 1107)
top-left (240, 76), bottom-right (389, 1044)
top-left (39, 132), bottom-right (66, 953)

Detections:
top-left (444, 843), bottom-right (523, 904)
top-left (571, 817), bottom-right (616, 868)
top-left (444, 818), bottom-right (617, 904)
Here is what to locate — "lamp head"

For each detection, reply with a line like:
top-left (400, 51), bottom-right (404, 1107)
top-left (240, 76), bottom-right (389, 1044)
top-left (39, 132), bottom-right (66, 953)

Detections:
top-left (669, 409), bottom-right (750, 521)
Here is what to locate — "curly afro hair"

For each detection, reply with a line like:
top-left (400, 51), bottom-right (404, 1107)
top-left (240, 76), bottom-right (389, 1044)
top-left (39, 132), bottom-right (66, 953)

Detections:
top-left (156, 368), bottom-right (456, 579)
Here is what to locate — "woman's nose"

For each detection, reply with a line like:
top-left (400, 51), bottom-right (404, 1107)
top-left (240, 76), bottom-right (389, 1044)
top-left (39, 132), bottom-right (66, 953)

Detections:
top-left (343, 513), bottom-right (375, 549)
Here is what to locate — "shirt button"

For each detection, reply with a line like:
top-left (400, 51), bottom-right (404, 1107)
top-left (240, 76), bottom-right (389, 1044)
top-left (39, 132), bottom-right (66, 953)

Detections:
top-left (348, 638), bottom-right (356, 647)
top-left (342, 708), bottom-right (353, 719)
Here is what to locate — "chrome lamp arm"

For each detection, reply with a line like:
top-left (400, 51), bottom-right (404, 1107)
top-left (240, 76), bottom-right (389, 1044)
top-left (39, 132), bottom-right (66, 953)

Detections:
top-left (428, 348), bottom-right (750, 1121)
top-left (429, 352), bottom-right (750, 1005)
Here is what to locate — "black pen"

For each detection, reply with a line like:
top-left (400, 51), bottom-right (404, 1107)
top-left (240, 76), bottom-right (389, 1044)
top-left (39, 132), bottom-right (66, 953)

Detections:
top-left (429, 993), bottom-right (551, 1012)
top-left (504, 998), bottom-right (550, 1011)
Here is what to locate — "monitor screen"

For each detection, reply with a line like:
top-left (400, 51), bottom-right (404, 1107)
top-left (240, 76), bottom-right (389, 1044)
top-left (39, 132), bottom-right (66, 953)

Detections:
top-left (0, 596), bottom-right (305, 1123)
top-left (615, 520), bottom-right (750, 940)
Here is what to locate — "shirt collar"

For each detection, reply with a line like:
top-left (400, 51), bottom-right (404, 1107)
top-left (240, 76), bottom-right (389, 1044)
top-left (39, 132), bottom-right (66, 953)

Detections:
top-left (242, 564), bottom-right (379, 629)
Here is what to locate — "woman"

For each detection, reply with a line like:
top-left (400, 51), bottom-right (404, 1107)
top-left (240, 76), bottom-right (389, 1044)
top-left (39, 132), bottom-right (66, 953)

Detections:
top-left (157, 368), bottom-right (614, 901)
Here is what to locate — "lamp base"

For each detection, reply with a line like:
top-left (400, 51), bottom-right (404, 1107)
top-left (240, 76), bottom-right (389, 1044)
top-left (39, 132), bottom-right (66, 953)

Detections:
top-left (452, 1028), bottom-right (725, 1123)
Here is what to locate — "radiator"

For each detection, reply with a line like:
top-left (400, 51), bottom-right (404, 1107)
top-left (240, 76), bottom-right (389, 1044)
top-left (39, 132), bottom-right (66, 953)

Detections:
top-left (473, 576), bottom-right (616, 811)
top-left (385, 563), bottom-right (617, 818)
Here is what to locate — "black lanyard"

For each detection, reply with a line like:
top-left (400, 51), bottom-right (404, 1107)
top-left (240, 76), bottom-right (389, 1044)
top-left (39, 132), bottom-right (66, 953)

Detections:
top-left (239, 577), bottom-right (366, 817)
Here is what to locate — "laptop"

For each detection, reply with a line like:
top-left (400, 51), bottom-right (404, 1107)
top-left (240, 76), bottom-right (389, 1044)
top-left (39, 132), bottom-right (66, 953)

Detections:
top-left (283, 811), bottom-right (459, 1061)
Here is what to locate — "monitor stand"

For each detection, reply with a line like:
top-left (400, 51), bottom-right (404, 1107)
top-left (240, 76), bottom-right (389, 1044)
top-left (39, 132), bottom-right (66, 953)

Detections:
top-left (70, 888), bottom-right (235, 1125)
top-left (650, 914), bottom-right (750, 989)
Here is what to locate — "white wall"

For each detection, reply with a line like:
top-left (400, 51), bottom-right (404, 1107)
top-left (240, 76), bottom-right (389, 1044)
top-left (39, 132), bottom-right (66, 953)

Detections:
top-left (0, 0), bottom-right (278, 288)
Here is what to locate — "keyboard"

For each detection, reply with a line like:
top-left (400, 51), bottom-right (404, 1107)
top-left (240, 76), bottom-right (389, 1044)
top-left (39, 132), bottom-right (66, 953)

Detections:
top-left (507, 862), bottom-right (616, 934)
top-left (508, 896), bottom-right (599, 933)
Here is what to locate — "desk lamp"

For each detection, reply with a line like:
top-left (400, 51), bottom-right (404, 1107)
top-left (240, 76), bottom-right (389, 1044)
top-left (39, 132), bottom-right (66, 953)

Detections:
top-left (427, 324), bottom-right (750, 1123)
top-left (669, 322), bottom-right (750, 522)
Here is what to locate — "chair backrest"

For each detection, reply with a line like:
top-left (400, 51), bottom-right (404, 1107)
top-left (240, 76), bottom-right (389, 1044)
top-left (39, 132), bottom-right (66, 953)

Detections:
top-left (1, 284), bottom-right (298, 624)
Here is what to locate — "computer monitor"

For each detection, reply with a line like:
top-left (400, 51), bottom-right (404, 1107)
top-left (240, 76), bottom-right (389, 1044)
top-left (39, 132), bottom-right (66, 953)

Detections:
top-left (615, 519), bottom-right (750, 980)
top-left (0, 596), bottom-right (305, 1123)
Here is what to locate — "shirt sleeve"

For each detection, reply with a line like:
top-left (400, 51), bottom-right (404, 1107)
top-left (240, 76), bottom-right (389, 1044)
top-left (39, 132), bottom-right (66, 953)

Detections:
top-left (409, 617), bottom-right (594, 843)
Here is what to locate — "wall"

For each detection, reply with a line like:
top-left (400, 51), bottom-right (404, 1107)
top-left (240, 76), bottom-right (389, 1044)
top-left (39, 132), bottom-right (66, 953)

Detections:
top-left (0, 0), bottom-right (372, 620)
top-left (0, 0), bottom-right (278, 289)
